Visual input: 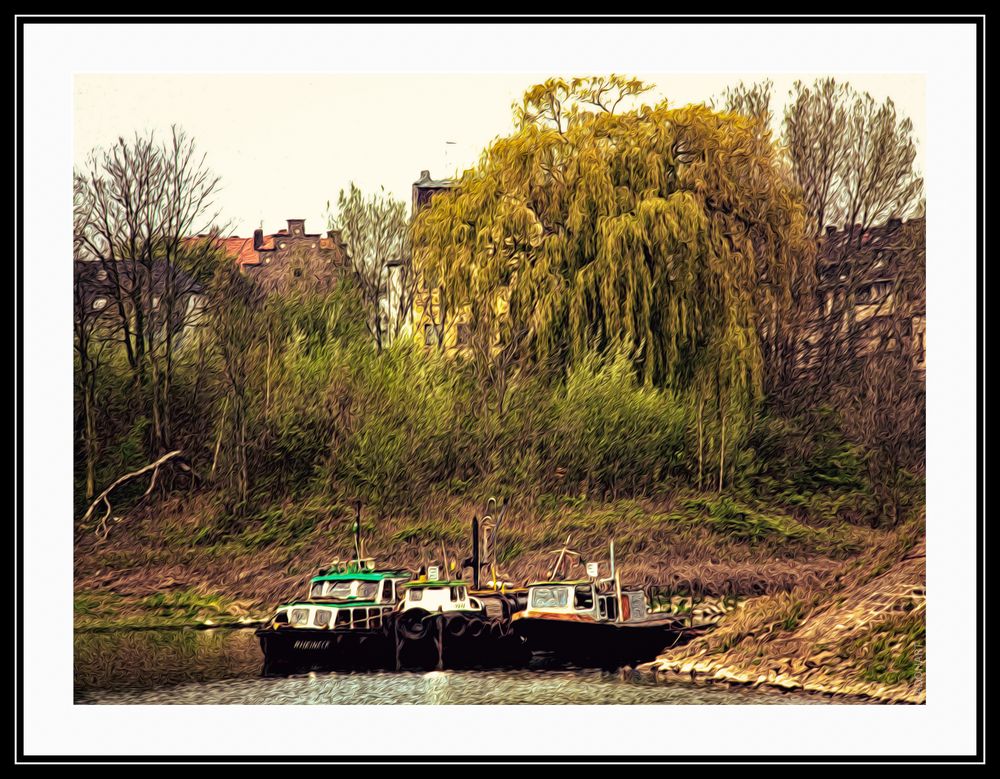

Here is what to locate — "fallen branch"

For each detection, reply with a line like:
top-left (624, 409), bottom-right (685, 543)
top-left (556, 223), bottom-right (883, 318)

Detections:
top-left (80, 450), bottom-right (183, 540)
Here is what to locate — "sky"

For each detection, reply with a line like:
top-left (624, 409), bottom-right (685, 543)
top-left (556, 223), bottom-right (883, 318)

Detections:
top-left (74, 73), bottom-right (925, 238)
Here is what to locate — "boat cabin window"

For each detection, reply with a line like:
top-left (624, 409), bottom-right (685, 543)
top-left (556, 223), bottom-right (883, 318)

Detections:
top-left (380, 579), bottom-right (395, 603)
top-left (531, 586), bottom-right (570, 609)
top-left (574, 584), bottom-right (594, 610)
top-left (409, 588), bottom-right (423, 601)
top-left (598, 595), bottom-right (619, 621)
top-left (313, 609), bottom-right (331, 627)
top-left (450, 585), bottom-right (466, 601)
top-left (316, 579), bottom-right (379, 602)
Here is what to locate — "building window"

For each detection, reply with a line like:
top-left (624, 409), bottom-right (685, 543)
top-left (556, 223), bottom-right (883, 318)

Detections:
top-left (424, 324), bottom-right (438, 347)
top-left (279, 242), bottom-right (287, 249)
top-left (92, 296), bottom-right (108, 311)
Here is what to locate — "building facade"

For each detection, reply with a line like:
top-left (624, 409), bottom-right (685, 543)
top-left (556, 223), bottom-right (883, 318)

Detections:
top-left (234, 218), bottom-right (352, 293)
top-left (797, 216), bottom-right (926, 378)
top-left (409, 171), bottom-right (472, 352)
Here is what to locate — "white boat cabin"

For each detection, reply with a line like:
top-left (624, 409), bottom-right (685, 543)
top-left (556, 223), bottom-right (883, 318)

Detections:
top-left (401, 580), bottom-right (485, 614)
top-left (526, 580), bottom-right (649, 623)
top-left (267, 562), bottom-right (410, 632)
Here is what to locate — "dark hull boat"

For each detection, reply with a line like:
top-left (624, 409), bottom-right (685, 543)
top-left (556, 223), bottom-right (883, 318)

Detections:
top-left (512, 541), bottom-right (701, 667)
top-left (258, 625), bottom-right (393, 674)
top-left (512, 612), bottom-right (689, 666)
top-left (256, 557), bottom-right (411, 675)
top-left (391, 607), bottom-right (529, 670)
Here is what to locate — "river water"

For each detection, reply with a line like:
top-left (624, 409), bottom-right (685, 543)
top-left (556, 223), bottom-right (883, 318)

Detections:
top-left (75, 627), bottom-right (850, 705)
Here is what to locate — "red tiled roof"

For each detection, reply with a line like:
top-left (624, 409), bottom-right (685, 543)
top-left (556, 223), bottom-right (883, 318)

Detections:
top-left (214, 236), bottom-right (259, 266)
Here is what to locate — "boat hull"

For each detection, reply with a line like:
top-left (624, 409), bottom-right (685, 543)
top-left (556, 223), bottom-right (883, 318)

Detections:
top-left (391, 610), bottom-right (530, 670)
top-left (512, 615), bottom-right (686, 667)
top-left (256, 626), bottom-right (394, 674)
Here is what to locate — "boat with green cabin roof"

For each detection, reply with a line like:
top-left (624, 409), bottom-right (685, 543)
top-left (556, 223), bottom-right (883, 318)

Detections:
top-left (256, 557), bottom-right (411, 673)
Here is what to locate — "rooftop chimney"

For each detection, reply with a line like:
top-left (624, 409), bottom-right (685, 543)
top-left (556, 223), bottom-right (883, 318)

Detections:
top-left (253, 228), bottom-right (265, 250)
top-left (287, 219), bottom-right (306, 236)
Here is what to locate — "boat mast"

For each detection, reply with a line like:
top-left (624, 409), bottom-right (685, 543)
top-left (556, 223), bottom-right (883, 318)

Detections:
top-left (354, 501), bottom-right (364, 561)
top-left (611, 539), bottom-right (623, 623)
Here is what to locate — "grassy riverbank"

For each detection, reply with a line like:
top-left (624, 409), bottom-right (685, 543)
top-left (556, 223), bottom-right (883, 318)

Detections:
top-left (74, 488), bottom-right (925, 703)
top-left (75, 490), bottom-right (905, 629)
top-left (645, 521), bottom-right (926, 703)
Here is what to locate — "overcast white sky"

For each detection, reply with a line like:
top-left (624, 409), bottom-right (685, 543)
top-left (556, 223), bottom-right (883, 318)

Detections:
top-left (75, 73), bottom-right (924, 238)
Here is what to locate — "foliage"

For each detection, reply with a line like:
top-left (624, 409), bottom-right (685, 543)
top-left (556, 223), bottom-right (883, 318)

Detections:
top-left (327, 183), bottom-right (411, 348)
top-left (73, 82), bottom-right (924, 555)
top-left (414, 80), bottom-right (812, 420)
top-left (548, 350), bottom-right (689, 497)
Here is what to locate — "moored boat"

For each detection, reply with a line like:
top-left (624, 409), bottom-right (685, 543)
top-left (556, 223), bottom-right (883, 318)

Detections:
top-left (511, 542), bottom-right (690, 667)
top-left (256, 557), bottom-right (411, 674)
top-left (391, 568), bottom-right (527, 669)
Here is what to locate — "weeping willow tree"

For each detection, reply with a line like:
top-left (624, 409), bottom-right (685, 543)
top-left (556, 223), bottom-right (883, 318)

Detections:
top-left (413, 76), bottom-right (814, 489)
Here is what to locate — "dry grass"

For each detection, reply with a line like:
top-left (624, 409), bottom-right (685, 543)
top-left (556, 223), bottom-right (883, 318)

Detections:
top-left (74, 490), bottom-right (873, 623)
top-left (646, 520), bottom-right (925, 703)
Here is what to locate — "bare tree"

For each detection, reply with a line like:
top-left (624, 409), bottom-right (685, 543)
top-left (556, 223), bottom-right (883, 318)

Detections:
top-left (783, 78), bottom-right (923, 242)
top-left (720, 78), bottom-right (774, 125)
top-left (327, 184), bottom-right (409, 351)
top-left (74, 127), bottom-right (223, 455)
top-left (839, 93), bottom-right (924, 249)
top-left (783, 78), bottom-right (850, 238)
top-left (206, 264), bottom-right (265, 511)
top-left (73, 260), bottom-right (113, 500)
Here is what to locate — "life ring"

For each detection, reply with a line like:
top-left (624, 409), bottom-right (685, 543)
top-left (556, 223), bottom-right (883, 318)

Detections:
top-left (444, 614), bottom-right (468, 638)
top-left (397, 609), bottom-right (431, 641)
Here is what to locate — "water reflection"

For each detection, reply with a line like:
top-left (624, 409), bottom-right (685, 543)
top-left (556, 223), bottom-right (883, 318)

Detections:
top-left (75, 627), bottom-right (852, 706)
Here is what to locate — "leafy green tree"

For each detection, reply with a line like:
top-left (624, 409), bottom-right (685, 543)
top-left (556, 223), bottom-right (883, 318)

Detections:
top-left (413, 76), bottom-right (813, 487)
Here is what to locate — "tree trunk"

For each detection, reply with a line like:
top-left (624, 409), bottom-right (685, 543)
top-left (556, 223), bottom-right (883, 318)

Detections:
top-left (83, 375), bottom-right (97, 501)
top-left (718, 399), bottom-right (727, 493)
top-left (697, 396), bottom-right (704, 491)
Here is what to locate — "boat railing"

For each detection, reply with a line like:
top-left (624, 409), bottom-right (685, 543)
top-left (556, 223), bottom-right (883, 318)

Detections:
top-left (336, 605), bottom-right (394, 630)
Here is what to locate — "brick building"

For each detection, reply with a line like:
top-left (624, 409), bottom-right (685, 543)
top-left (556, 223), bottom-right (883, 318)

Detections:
top-left (73, 258), bottom-right (206, 344)
top-left (797, 216), bottom-right (926, 378)
top-left (214, 219), bottom-right (351, 294)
